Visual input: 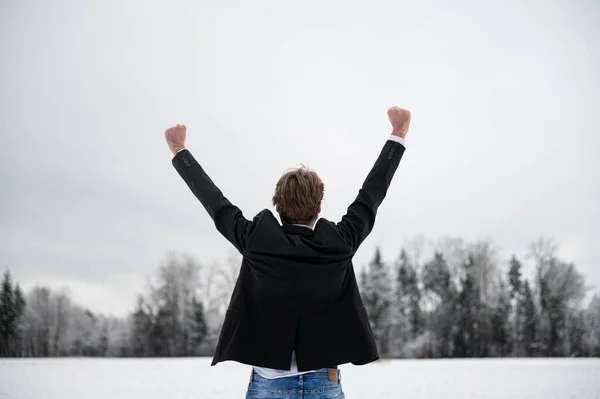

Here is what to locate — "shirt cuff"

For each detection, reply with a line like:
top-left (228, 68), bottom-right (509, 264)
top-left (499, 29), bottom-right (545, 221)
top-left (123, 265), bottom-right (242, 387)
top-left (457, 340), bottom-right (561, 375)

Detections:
top-left (176, 148), bottom-right (187, 154)
top-left (388, 135), bottom-right (406, 147)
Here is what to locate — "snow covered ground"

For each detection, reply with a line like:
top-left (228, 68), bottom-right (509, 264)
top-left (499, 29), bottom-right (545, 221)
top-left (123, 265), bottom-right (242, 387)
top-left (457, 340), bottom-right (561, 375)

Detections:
top-left (1, 357), bottom-right (599, 399)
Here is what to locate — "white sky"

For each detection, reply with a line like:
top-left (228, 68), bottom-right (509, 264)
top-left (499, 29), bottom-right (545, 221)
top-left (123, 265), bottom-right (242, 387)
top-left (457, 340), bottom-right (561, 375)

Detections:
top-left (1, 0), bottom-right (599, 316)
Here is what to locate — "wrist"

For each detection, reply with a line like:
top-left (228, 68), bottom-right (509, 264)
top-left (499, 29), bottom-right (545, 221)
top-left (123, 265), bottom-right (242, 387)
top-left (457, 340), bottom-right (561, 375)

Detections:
top-left (391, 129), bottom-right (407, 139)
top-left (171, 145), bottom-right (185, 155)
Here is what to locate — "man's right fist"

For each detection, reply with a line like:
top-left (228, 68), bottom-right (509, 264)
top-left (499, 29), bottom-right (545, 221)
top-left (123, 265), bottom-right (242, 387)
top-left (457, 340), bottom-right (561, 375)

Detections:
top-left (388, 106), bottom-right (411, 139)
top-left (165, 124), bottom-right (187, 155)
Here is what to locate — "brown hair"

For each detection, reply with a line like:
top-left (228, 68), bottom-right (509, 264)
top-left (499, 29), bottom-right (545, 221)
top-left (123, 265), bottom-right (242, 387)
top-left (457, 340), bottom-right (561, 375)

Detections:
top-left (272, 166), bottom-right (324, 224)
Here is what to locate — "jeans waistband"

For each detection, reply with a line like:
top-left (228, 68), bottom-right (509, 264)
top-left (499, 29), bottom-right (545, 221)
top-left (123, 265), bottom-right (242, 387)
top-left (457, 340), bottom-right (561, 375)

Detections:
top-left (251, 368), bottom-right (341, 383)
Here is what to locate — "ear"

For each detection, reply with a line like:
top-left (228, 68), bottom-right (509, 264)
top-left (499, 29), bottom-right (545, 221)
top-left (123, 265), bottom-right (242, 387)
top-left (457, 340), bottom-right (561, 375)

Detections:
top-left (276, 204), bottom-right (279, 213)
top-left (317, 204), bottom-right (321, 214)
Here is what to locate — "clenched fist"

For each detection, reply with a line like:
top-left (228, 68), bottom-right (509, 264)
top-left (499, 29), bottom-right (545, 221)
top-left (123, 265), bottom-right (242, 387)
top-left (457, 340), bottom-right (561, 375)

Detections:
top-left (165, 124), bottom-right (186, 155)
top-left (388, 106), bottom-right (411, 139)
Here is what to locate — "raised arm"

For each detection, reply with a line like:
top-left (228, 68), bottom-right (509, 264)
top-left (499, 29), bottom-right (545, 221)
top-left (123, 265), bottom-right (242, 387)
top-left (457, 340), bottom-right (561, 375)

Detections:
top-left (166, 124), bottom-right (254, 253)
top-left (336, 107), bottom-right (411, 252)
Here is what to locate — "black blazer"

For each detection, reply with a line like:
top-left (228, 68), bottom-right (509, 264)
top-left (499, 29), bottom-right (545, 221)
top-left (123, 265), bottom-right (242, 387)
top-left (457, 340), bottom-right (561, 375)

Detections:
top-left (172, 139), bottom-right (405, 371)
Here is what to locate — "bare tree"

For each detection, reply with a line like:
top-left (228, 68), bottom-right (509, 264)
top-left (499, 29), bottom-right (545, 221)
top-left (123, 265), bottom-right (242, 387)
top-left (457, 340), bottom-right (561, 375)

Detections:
top-left (50, 290), bottom-right (70, 356)
top-left (148, 250), bottom-right (201, 356)
top-left (22, 287), bottom-right (51, 356)
top-left (469, 239), bottom-right (502, 303)
top-left (403, 234), bottom-right (428, 274)
top-left (433, 236), bottom-right (468, 280)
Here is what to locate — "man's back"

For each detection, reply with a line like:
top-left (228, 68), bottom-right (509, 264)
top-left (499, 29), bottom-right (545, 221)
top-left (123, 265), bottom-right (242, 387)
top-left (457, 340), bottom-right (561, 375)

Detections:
top-left (234, 212), bottom-right (354, 307)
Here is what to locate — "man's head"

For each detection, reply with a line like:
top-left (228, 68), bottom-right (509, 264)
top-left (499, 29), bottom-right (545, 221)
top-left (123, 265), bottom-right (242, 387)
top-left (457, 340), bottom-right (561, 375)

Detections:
top-left (272, 166), bottom-right (324, 226)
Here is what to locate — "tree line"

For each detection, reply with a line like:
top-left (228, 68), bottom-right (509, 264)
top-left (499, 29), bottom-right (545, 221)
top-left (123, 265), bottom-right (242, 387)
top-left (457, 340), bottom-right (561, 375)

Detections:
top-left (360, 237), bottom-right (599, 358)
top-left (1, 237), bottom-right (599, 358)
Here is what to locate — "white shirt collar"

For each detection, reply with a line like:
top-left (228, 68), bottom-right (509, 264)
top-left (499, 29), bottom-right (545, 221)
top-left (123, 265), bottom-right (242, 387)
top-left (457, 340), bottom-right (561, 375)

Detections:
top-left (290, 223), bottom-right (314, 230)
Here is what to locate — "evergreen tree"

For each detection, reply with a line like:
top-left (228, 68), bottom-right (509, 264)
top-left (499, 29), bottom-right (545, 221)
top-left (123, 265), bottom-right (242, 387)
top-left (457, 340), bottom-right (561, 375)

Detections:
top-left (153, 304), bottom-right (173, 357)
top-left (507, 256), bottom-right (523, 355)
top-left (14, 285), bottom-right (25, 318)
top-left (452, 256), bottom-right (479, 357)
top-left (99, 319), bottom-right (109, 357)
top-left (520, 280), bottom-right (537, 356)
top-left (0, 271), bottom-right (17, 356)
top-left (13, 285), bottom-right (25, 357)
top-left (422, 252), bottom-right (452, 300)
top-left (395, 249), bottom-right (422, 339)
top-left (130, 296), bottom-right (154, 356)
top-left (422, 252), bottom-right (455, 357)
top-left (453, 254), bottom-right (497, 358)
top-left (507, 256), bottom-right (522, 298)
top-left (187, 296), bottom-right (207, 355)
top-left (490, 282), bottom-right (511, 356)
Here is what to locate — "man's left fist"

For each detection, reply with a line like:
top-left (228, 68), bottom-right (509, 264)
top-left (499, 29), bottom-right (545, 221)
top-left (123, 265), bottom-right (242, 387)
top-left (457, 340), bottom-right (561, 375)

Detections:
top-left (165, 124), bottom-right (186, 155)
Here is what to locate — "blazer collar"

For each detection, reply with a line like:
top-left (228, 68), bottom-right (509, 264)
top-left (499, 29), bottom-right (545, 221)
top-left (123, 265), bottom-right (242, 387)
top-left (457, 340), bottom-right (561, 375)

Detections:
top-left (282, 223), bottom-right (314, 236)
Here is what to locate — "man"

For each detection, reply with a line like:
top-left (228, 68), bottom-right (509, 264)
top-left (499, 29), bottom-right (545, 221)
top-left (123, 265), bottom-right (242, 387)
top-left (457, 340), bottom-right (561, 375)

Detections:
top-left (165, 106), bottom-right (411, 398)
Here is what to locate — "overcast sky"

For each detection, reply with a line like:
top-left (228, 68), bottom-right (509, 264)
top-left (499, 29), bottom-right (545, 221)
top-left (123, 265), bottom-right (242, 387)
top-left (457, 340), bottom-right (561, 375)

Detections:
top-left (1, 0), bottom-right (598, 316)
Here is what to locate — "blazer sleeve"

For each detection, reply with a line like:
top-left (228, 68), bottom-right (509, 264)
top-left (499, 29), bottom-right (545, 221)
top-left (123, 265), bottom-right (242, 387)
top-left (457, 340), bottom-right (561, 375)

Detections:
top-left (172, 149), bottom-right (255, 253)
top-left (336, 139), bottom-right (405, 252)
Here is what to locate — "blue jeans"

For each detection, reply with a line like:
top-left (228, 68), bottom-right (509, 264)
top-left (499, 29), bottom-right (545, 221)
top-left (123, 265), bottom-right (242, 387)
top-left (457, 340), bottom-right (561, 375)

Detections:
top-left (245, 368), bottom-right (345, 399)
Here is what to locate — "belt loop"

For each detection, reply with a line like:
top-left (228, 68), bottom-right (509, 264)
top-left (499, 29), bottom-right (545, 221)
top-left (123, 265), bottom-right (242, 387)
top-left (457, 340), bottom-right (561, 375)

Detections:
top-left (338, 369), bottom-right (341, 384)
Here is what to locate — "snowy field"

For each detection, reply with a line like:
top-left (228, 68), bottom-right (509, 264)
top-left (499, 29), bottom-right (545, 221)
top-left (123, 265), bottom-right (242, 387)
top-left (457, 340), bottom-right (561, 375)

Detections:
top-left (1, 357), bottom-right (599, 399)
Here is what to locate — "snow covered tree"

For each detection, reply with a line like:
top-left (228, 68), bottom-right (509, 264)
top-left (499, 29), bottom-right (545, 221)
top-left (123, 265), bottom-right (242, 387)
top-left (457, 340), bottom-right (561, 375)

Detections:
top-left (108, 317), bottom-right (131, 357)
top-left (582, 294), bottom-right (600, 356)
top-left (20, 287), bottom-right (73, 356)
top-left (129, 250), bottom-right (204, 357)
top-left (22, 286), bottom-right (51, 356)
top-left (5, 236), bottom-right (597, 360)
top-left (152, 251), bottom-right (201, 356)
top-left (360, 247), bottom-right (393, 356)
top-left (50, 291), bottom-right (71, 356)
top-left (468, 240), bottom-right (501, 304)
top-left (68, 307), bottom-right (101, 356)
top-left (535, 255), bottom-right (586, 356)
